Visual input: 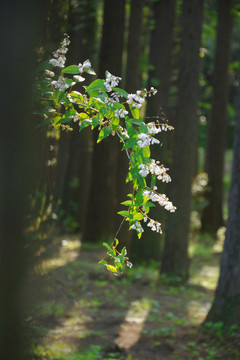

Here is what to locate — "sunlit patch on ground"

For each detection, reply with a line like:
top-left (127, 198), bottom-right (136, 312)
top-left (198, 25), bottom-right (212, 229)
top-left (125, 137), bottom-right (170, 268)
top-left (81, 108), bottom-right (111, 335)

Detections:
top-left (115, 298), bottom-right (151, 349)
top-left (190, 264), bottom-right (219, 290)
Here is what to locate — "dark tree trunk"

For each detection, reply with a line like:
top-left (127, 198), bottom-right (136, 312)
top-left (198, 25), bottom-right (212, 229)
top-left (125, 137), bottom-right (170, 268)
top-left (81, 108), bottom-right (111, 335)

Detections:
top-left (116, 0), bottom-right (144, 250)
top-left (125, 0), bottom-right (143, 93)
top-left (201, 0), bottom-right (233, 234)
top-left (56, 0), bottom-right (98, 231)
top-left (133, 0), bottom-right (176, 263)
top-left (83, 0), bottom-right (126, 242)
top-left (205, 75), bottom-right (240, 327)
top-left (161, 0), bottom-right (204, 280)
top-left (146, 0), bottom-right (176, 117)
top-left (0, 2), bottom-right (38, 359)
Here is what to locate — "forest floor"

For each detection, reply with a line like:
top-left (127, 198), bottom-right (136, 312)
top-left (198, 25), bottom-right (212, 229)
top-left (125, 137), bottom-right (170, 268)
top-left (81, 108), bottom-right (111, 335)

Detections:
top-left (22, 226), bottom-right (240, 360)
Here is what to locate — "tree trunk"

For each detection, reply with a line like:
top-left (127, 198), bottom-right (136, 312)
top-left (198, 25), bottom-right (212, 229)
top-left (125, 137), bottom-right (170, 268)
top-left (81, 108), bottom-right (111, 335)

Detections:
top-left (161, 0), bottom-right (204, 281)
top-left (134, 0), bottom-right (176, 263)
top-left (201, 0), bottom-right (233, 234)
top-left (56, 0), bottom-right (98, 231)
top-left (83, 0), bottom-right (126, 242)
top-left (205, 74), bottom-right (240, 327)
top-left (146, 0), bottom-right (176, 118)
top-left (0, 2), bottom-right (38, 359)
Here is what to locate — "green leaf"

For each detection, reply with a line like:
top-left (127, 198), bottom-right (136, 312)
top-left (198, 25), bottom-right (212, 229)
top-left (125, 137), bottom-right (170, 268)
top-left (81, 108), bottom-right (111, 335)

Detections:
top-left (98, 260), bottom-right (108, 265)
top-left (129, 104), bottom-right (139, 119)
top-left (92, 117), bottom-right (100, 129)
top-left (131, 118), bottom-right (144, 125)
top-left (117, 211), bottom-right (133, 219)
top-left (36, 60), bottom-right (52, 72)
top-left (85, 67), bottom-right (96, 75)
top-left (136, 190), bottom-right (143, 206)
top-left (139, 123), bottom-right (148, 133)
top-left (121, 200), bottom-right (135, 206)
top-left (57, 109), bottom-right (77, 124)
top-left (62, 65), bottom-right (80, 74)
top-left (118, 254), bottom-right (125, 265)
top-left (79, 112), bottom-right (89, 119)
top-left (80, 120), bottom-right (91, 130)
top-left (126, 121), bottom-right (137, 137)
top-left (142, 146), bottom-right (150, 158)
top-left (145, 201), bottom-right (155, 208)
top-left (133, 213), bottom-right (144, 221)
top-left (97, 127), bottom-right (112, 143)
top-left (114, 238), bottom-right (119, 247)
top-left (69, 91), bottom-right (83, 102)
top-left (87, 79), bottom-right (105, 96)
top-left (122, 137), bottom-right (138, 150)
top-left (121, 247), bottom-right (127, 256)
top-left (151, 174), bottom-right (156, 188)
top-left (103, 242), bottom-right (116, 256)
top-left (36, 119), bottom-right (51, 128)
top-left (112, 87), bottom-right (128, 99)
top-left (55, 90), bottom-right (65, 105)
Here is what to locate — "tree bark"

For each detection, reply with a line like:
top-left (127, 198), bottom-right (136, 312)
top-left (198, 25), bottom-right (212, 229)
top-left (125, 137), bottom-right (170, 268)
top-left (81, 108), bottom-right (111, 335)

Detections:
top-left (146, 0), bottom-right (176, 117)
top-left (205, 73), bottom-right (240, 327)
top-left (83, 0), bottom-right (126, 242)
top-left (161, 0), bottom-right (204, 280)
top-left (55, 0), bottom-right (98, 231)
top-left (0, 2), bottom-right (38, 359)
top-left (201, 0), bottom-right (233, 234)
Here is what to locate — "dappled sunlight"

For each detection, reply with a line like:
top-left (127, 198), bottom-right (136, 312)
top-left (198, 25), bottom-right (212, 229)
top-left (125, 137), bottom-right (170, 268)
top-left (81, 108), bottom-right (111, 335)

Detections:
top-left (115, 298), bottom-right (151, 350)
top-left (187, 299), bottom-right (211, 325)
top-left (190, 264), bottom-right (219, 290)
top-left (34, 239), bottom-right (81, 274)
top-left (33, 299), bottom-right (94, 358)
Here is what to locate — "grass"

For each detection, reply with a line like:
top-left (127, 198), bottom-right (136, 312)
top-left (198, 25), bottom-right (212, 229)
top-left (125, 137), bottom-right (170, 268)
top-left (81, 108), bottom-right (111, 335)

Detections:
top-left (21, 224), bottom-right (240, 360)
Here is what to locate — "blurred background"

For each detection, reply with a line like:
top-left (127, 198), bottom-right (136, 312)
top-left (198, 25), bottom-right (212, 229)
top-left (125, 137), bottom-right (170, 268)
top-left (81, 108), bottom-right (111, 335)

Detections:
top-left (1, 0), bottom-right (240, 359)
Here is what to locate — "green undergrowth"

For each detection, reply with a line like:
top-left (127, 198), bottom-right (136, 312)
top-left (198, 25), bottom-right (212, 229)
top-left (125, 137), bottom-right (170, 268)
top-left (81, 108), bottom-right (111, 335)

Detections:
top-left (22, 228), bottom-right (240, 360)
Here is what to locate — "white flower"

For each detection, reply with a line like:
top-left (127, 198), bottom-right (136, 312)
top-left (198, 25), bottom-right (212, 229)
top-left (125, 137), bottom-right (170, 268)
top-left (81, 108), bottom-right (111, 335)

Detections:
top-left (150, 86), bottom-right (158, 95)
top-left (115, 109), bottom-right (128, 118)
top-left (78, 59), bottom-right (92, 73)
top-left (130, 221), bottom-right (144, 233)
top-left (104, 72), bottom-right (121, 92)
top-left (127, 92), bottom-right (146, 109)
top-left (51, 76), bottom-right (69, 91)
top-left (137, 133), bottom-right (160, 148)
top-left (143, 189), bottom-right (176, 212)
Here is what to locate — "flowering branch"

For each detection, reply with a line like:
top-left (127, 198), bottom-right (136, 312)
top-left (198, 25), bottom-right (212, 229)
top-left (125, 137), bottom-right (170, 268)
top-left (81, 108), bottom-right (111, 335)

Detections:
top-left (34, 35), bottom-right (176, 275)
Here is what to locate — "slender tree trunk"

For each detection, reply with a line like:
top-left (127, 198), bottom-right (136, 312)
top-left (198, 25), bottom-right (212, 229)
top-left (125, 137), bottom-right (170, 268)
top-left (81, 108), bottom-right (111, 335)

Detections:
top-left (0, 2), bottom-right (38, 359)
top-left (115, 0), bottom-right (144, 250)
top-left (146, 0), bottom-right (176, 117)
top-left (205, 75), bottom-right (240, 327)
top-left (161, 0), bottom-right (204, 280)
top-left (201, 0), bottom-right (233, 234)
top-left (83, 0), bottom-right (126, 242)
top-left (56, 0), bottom-right (98, 231)
top-left (125, 0), bottom-right (143, 93)
top-left (133, 0), bottom-right (176, 263)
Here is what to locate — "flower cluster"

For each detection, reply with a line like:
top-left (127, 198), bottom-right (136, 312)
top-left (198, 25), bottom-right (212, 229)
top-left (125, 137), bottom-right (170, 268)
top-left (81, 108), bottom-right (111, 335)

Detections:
top-left (49, 35), bottom-right (70, 68)
top-left (104, 72), bottom-right (121, 92)
top-left (147, 219), bottom-right (162, 233)
top-left (115, 109), bottom-right (128, 118)
top-left (127, 91), bottom-right (146, 109)
top-left (51, 76), bottom-right (70, 91)
top-left (78, 59), bottom-right (91, 73)
top-left (139, 160), bottom-right (171, 182)
top-left (143, 189), bottom-right (176, 212)
top-left (36, 35), bottom-right (176, 275)
top-left (137, 133), bottom-right (160, 148)
top-left (130, 221), bottom-right (144, 233)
